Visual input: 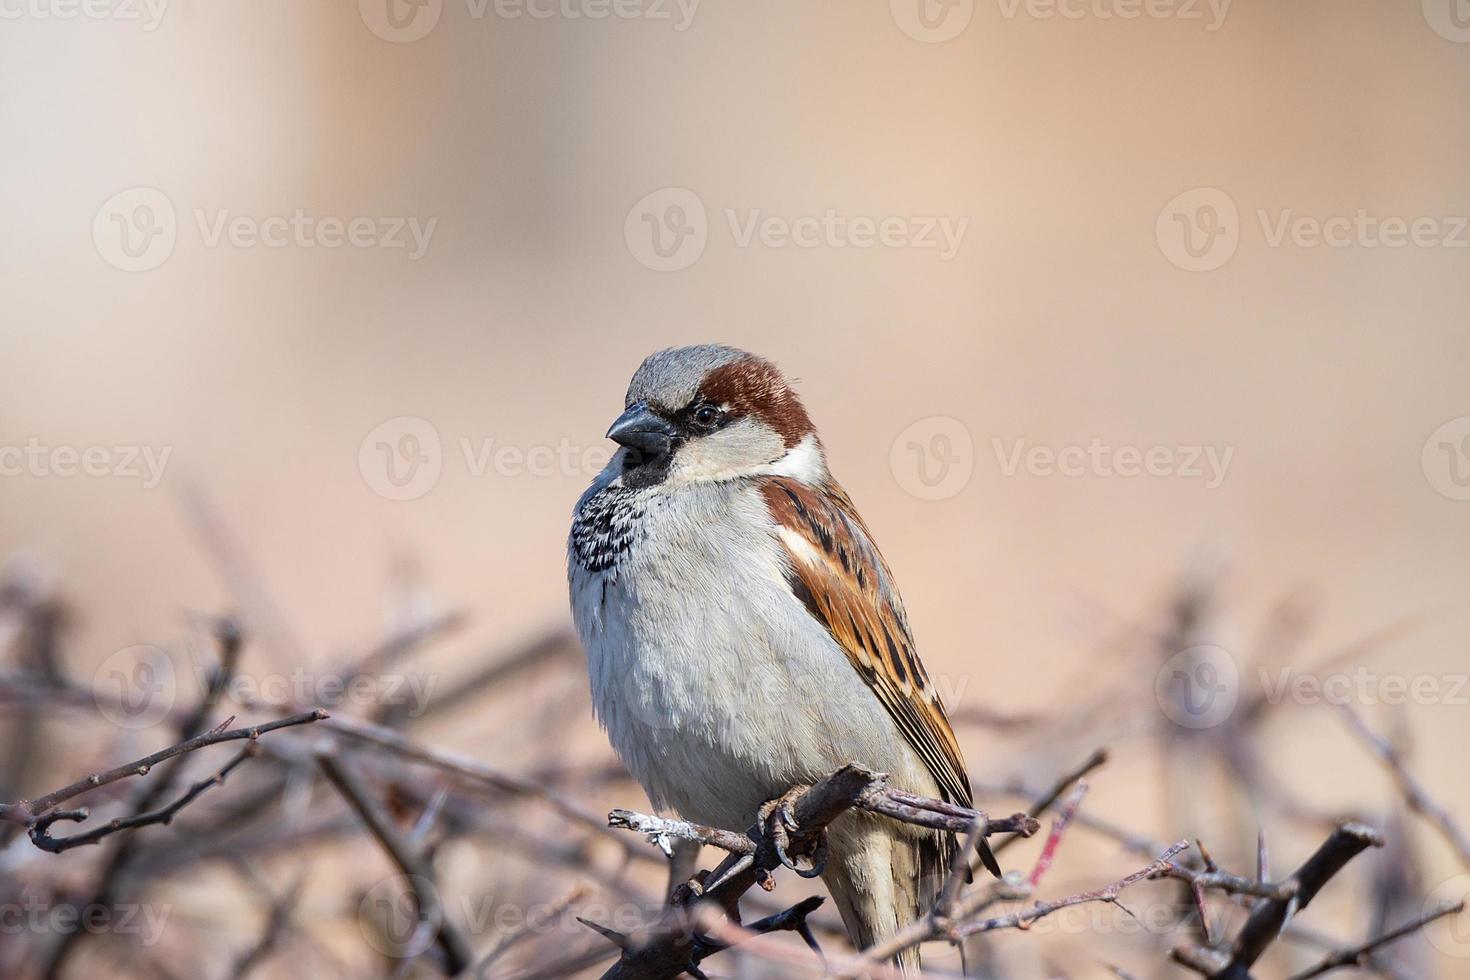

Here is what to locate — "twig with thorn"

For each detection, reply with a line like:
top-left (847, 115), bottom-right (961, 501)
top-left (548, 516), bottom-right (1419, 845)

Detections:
top-left (3, 709), bottom-right (327, 828)
top-left (29, 743), bottom-right (260, 852)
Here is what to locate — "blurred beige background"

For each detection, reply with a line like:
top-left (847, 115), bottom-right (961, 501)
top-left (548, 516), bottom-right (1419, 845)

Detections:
top-left (1, 0), bottom-right (1468, 973)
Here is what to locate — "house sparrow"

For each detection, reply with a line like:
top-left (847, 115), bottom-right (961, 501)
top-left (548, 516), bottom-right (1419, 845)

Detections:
top-left (568, 345), bottom-right (997, 970)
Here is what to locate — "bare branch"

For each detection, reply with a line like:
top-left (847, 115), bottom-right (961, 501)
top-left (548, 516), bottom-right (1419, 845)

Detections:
top-left (958, 840), bottom-right (1192, 938)
top-left (1172, 822), bottom-right (1386, 978)
top-left (993, 747), bottom-right (1108, 856)
top-left (1340, 704), bottom-right (1470, 867)
top-left (1286, 900), bottom-right (1464, 979)
top-left (315, 748), bottom-right (475, 975)
top-left (5, 709), bottom-right (327, 825)
top-left (29, 743), bottom-right (260, 852)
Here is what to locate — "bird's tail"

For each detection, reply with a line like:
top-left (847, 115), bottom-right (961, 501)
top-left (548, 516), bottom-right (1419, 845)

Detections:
top-left (822, 813), bottom-right (929, 975)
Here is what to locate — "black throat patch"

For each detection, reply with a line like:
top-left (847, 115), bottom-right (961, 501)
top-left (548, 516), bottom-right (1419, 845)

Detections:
top-left (571, 485), bottom-right (646, 574)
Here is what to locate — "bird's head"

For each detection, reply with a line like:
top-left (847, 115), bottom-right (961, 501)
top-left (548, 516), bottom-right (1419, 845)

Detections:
top-left (604, 345), bottom-right (826, 490)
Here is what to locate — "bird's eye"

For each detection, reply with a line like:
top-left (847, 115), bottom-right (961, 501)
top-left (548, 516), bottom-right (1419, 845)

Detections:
top-left (693, 403), bottom-right (722, 428)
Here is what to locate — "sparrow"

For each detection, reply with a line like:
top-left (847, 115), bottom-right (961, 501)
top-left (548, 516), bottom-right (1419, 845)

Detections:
top-left (568, 345), bottom-right (997, 971)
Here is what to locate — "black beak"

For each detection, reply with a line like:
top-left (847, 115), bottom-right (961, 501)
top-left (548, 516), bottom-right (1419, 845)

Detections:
top-left (606, 402), bottom-right (677, 458)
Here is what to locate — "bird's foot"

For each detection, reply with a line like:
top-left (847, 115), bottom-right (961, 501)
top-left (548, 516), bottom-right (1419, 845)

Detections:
top-left (758, 785), bottom-right (828, 879)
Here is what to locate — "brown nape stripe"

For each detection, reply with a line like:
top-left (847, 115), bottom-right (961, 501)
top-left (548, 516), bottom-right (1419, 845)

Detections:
top-left (700, 356), bottom-right (813, 448)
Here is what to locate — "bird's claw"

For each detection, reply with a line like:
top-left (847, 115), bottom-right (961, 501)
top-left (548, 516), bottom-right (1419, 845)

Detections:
top-left (759, 787), bottom-right (828, 879)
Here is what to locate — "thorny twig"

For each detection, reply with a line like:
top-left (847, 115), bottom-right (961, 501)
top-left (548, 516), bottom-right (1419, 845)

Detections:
top-left (1, 710), bottom-right (327, 830)
top-left (1173, 822), bottom-right (1386, 979)
top-left (28, 743), bottom-right (261, 852)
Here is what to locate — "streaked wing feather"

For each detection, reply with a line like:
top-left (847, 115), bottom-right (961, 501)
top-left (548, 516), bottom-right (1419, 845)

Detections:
top-left (759, 477), bottom-right (972, 809)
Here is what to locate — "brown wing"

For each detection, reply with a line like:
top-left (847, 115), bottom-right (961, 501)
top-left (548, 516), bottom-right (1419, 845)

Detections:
top-left (760, 477), bottom-right (973, 804)
top-left (760, 476), bottom-right (1000, 878)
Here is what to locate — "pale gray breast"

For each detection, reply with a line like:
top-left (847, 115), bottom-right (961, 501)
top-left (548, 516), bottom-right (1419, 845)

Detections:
top-left (568, 478), bottom-right (928, 828)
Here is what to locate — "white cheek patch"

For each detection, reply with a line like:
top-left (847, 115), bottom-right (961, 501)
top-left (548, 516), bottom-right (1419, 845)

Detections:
top-left (768, 434), bottom-right (828, 484)
top-left (668, 417), bottom-right (786, 484)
